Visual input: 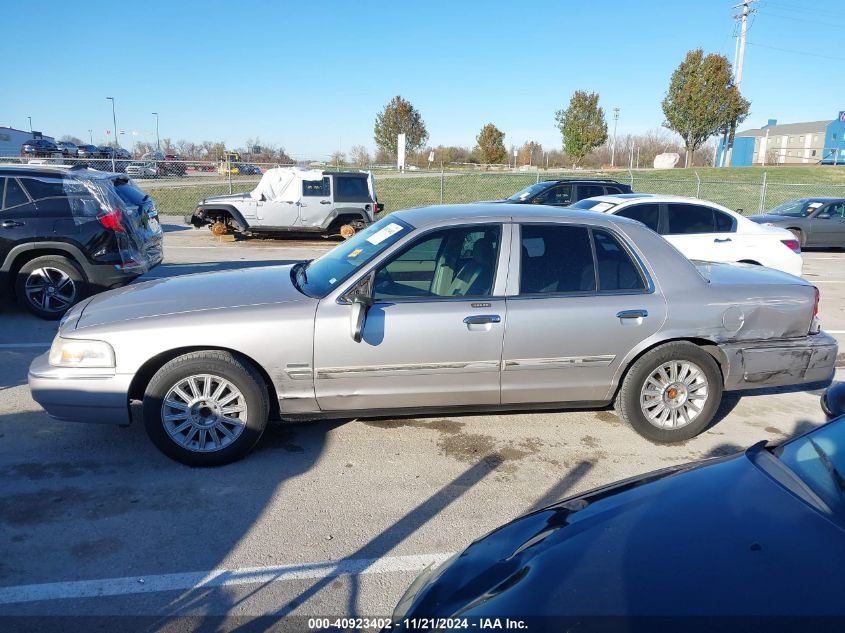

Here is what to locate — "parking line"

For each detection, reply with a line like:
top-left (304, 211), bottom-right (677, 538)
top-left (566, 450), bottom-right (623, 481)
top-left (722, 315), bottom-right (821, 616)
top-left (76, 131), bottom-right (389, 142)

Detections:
top-left (0, 552), bottom-right (452, 605)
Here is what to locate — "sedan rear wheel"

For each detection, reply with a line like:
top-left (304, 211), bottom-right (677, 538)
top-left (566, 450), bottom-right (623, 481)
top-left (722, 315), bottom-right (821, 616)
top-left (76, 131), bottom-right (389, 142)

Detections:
top-left (143, 351), bottom-right (269, 466)
top-left (617, 342), bottom-right (722, 443)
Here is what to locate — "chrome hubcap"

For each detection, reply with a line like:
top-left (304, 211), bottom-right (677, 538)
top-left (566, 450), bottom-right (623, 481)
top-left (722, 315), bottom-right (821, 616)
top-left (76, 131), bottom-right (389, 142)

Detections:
top-left (25, 267), bottom-right (76, 312)
top-left (640, 360), bottom-right (709, 429)
top-left (161, 374), bottom-right (248, 453)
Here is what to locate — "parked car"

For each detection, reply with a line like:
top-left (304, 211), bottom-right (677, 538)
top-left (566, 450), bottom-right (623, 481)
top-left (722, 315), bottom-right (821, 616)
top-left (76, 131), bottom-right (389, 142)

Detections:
top-left (76, 144), bottom-right (102, 160)
top-left (0, 164), bottom-right (163, 319)
top-left (234, 162), bottom-right (262, 176)
top-left (188, 167), bottom-right (383, 238)
top-left (20, 139), bottom-right (60, 158)
top-left (388, 408), bottom-right (845, 626)
top-left (570, 194), bottom-right (803, 276)
top-left (125, 161), bottom-right (158, 178)
top-left (162, 154), bottom-right (187, 177)
top-left (29, 205), bottom-right (835, 466)
top-left (491, 179), bottom-right (633, 206)
top-left (55, 141), bottom-right (79, 158)
top-left (750, 198), bottom-right (845, 248)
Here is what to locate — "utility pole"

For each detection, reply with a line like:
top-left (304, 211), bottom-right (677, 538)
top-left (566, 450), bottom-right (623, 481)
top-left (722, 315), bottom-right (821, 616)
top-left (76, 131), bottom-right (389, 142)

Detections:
top-left (725, 0), bottom-right (756, 167)
top-left (610, 107), bottom-right (620, 167)
top-left (152, 112), bottom-right (160, 152)
top-left (88, 129), bottom-right (93, 144)
top-left (106, 97), bottom-right (118, 171)
top-left (27, 117), bottom-right (32, 134)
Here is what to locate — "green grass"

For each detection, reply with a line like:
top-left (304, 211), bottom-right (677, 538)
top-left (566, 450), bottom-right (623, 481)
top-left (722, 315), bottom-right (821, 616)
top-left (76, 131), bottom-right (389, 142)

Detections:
top-left (136, 166), bottom-right (845, 220)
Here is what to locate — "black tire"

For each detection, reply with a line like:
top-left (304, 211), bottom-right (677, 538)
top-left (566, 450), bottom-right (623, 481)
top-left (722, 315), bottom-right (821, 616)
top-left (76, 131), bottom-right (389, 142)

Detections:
top-left (143, 351), bottom-right (269, 466)
top-left (616, 342), bottom-right (723, 443)
top-left (15, 255), bottom-right (88, 320)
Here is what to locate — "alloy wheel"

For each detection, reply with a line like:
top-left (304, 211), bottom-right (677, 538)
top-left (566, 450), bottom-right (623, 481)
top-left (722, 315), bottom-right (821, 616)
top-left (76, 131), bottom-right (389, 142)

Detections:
top-left (161, 374), bottom-right (248, 453)
top-left (639, 360), bottom-right (709, 430)
top-left (24, 267), bottom-right (77, 313)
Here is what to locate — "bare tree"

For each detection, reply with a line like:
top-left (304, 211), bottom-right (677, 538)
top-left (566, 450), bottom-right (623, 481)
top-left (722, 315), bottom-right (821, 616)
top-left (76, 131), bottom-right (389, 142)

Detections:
top-left (349, 145), bottom-right (371, 167)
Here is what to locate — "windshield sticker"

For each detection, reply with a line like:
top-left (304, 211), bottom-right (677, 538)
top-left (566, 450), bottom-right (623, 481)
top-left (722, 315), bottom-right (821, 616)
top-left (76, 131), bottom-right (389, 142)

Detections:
top-left (348, 248), bottom-right (363, 258)
top-left (590, 202), bottom-right (614, 212)
top-left (366, 222), bottom-right (404, 245)
top-left (329, 277), bottom-right (337, 285)
top-left (808, 202), bottom-right (823, 209)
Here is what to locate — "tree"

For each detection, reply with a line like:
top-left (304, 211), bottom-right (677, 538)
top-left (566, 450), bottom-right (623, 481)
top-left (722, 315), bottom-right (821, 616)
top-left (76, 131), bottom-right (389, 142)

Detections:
top-left (373, 96), bottom-right (429, 159)
top-left (662, 48), bottom-right (750, 167)
top-left (475, 123), bottom-right (507, 164)
top-left (555, 90), bottom-right (608, 166)
top-left (349, 144), bottom-right (371, 167)
top-left (330, 150), bottom-right (346, 166)
top-left (60, 134), bottom-right (83, 145)
top-left (519, 141), bottom-right (543, 166)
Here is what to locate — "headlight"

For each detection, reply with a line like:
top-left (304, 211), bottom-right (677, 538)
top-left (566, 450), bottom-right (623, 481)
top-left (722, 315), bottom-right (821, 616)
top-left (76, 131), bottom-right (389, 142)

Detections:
top-left (49, 337), bottom-right (115, 368)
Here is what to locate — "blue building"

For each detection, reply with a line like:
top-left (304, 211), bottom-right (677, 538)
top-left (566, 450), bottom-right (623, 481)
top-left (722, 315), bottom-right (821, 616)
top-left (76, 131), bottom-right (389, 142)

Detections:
top-left (716, 111), bottom-right (845, 167)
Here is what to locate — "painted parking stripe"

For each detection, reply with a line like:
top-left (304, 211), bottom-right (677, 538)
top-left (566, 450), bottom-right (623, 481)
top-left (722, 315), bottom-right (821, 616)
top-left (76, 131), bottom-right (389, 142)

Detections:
top-left (0, 552), bottom-right (453, 605)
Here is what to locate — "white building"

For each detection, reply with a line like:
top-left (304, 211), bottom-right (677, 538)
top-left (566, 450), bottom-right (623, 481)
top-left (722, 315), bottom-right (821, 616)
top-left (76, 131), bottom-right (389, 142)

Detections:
top-left (0, 127), bottom-right (55, 157)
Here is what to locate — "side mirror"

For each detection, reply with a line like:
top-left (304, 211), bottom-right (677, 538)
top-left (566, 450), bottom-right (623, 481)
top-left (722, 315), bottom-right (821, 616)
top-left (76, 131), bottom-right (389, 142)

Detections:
top-left (817, 213), bottom-right (831, 220)
top-left (260, 193), bottom-right (266, 202)
top-left (350, 295), bottom-right (372, 342)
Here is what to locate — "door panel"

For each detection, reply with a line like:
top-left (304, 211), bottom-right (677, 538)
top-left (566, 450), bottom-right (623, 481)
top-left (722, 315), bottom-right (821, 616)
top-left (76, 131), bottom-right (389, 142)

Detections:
top-left (1, 178), bottom-right (42, 265)
top-left (810, 203), bottom-right (845, 246)
top-left (299, 176), bottom-right (332, 228)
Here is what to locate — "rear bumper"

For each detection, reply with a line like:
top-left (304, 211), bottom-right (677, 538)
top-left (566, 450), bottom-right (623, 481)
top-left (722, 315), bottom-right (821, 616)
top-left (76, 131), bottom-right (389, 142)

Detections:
top-left (720, 331), bottom-right (838, 391)
top-left (28, 352), bottom-right (132, 425)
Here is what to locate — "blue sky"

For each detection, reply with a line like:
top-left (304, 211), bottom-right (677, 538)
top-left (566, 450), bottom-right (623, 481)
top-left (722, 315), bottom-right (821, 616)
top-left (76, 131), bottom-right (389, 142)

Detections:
top-left (4, 0), bottom-right (844, 158)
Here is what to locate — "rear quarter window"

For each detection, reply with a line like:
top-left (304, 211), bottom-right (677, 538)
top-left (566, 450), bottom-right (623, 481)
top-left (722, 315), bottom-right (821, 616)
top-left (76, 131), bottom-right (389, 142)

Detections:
top-left (334, 177), bottom-right (372, 202)
top-left (20, 177), bottom-right (66, 201)
top-left (3, 178), bottom-right (30, 209)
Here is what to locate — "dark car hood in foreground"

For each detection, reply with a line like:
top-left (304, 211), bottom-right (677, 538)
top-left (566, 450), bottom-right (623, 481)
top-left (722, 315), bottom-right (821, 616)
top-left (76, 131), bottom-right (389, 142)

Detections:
top-left (73, 265), bottom-right (305, 330)
top-left (396, 449), bottom-right (845, 622)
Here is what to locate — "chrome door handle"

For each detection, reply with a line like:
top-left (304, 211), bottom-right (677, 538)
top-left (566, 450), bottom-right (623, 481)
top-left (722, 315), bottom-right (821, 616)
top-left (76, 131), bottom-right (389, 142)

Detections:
top-left (463, 314), bottom-right (501, 325)
top-left (1, 220), bottom-right (23, 228)
top-left (714, 238), bottom-right (732, 243)
top-left (617, 310), bottom-right (648, 319)
top-left (320, 200), bottom-right (331, 205)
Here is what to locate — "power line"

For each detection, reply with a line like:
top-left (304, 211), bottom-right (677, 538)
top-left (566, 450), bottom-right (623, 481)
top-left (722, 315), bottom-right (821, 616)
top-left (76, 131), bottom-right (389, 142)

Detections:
top-left (760, 0), bottom-right (845, 20)
top-left (746, 40), bottom-right (845, 61)
top-left (759, 8), bottom-right (845, 29)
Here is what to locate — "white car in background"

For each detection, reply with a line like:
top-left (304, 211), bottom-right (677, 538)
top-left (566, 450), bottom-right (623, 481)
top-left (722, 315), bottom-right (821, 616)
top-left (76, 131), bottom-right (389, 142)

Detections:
top-left (570, 194), bottom-right (803, 277)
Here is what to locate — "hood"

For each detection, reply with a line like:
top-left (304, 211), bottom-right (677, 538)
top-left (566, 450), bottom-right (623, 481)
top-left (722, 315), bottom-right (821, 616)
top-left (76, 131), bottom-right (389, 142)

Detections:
top-left (474, 199), bottom-right (508, 204)
top-left (74, 265), bottom-right (305, 330)
top-left (749, 214), bottom-right (792, 225)
top-left (202, 192), bottom-right (252, 204)
top-left (397, 449), bottom-right (845, 619)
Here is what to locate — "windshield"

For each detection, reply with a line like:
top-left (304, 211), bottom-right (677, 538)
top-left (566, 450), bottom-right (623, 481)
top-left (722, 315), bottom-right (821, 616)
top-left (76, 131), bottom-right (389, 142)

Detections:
top-left (569, 199), bottom-right (618, 212)
top-left (768, 200), bottom-right (812, 217)
top-left (298, 216), bottom-right (413, 297)
top-left (506, 181), bottom-right (555, 201)
top-left (773, 418), bottom-right (845, 518)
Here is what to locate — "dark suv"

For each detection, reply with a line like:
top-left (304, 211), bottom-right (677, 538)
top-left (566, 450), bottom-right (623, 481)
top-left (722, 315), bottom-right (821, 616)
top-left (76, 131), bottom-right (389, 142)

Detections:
top-left (20, 139), bottom-right (60, 158)
top-left (497, 178), bottom-right (633, 206)
top-left (0, 165), bottom-right (163, 319)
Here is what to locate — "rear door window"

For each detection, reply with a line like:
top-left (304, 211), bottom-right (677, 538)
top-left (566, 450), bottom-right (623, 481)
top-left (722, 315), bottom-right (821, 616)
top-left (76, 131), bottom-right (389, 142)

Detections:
top-left (20, 177), bottom-right (66, 200)
top-left (665, 203), bottom-right (717, 234)
top-left (578, 185), bottom-right (604, 200)
top-left (303, 177), bottom-right (331, 197)
top-left (614, 203), bottom-right (660, 232)
top-left (714, 210), bottom-right (735, 232)
top-left (4, 178), bottom-right (30, 209)
top-left (519, 224), bottom-right (595, 294)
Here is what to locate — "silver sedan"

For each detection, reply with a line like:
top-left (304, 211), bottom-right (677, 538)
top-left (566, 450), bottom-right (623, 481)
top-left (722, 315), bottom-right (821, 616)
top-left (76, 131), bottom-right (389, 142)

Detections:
top-left (30, 205), bottom-right (837, 465)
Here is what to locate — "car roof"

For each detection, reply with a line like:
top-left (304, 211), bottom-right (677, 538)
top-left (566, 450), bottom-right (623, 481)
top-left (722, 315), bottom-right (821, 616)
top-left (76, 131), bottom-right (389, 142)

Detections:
top-left (393, 203), bottom-right (644, 229)
top-left (543, 178), bottom-right (625, 184)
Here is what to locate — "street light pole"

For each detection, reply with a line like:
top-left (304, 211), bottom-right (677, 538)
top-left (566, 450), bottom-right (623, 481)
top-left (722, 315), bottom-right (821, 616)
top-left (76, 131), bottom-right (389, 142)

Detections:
top-left (106, 97), bottom-right (118, 171)
top-left (27, 117), bottom-right (32, 134)
top-left (88, 129), bottom-right (93, 144)
top-left (152, 112), bottom-right (160, 152)
top-left (610, 107), bottom-right (620, 167)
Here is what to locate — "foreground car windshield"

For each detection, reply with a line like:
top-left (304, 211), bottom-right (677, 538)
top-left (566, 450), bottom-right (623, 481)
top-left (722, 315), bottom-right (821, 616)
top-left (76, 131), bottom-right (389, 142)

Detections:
top-left (506, 181), bottom-right (554, 201)
top-left (773, 418), bottom-right (845, 519)
top-left (768, 200), bottom-right (810, 217)
top-left (299, 216), bottom-right (413, 296)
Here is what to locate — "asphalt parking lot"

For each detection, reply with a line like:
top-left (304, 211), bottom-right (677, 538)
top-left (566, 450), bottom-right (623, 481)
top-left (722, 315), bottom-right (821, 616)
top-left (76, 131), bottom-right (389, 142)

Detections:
top-left (1, 218), bottom-right (844, 629)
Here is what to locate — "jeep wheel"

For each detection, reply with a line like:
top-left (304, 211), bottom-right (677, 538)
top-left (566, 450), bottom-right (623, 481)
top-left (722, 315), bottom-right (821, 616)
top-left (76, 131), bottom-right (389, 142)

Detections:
top-left (16, 255), bottom-right (88, 320)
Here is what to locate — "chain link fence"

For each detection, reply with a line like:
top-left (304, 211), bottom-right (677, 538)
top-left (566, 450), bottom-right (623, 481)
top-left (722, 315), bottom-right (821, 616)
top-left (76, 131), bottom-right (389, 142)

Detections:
top-left (4, 156), bottom-right (845, 219)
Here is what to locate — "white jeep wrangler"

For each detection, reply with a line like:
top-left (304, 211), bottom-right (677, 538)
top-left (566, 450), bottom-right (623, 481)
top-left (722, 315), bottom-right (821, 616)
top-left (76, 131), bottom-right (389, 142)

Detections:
top-left (188, 167), bottom-right (382, 238)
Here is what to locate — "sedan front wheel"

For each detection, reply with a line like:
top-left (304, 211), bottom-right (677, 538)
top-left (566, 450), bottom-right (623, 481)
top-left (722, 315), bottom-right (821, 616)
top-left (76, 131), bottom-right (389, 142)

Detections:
top-left (143, 351), bottom-right (269, 466)
top-left (616, 342), bottom-right (723, 443)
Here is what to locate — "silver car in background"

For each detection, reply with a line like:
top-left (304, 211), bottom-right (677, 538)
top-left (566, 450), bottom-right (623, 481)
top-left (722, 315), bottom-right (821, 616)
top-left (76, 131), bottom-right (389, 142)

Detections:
top-left (29, 205), bottom-right (837, 466)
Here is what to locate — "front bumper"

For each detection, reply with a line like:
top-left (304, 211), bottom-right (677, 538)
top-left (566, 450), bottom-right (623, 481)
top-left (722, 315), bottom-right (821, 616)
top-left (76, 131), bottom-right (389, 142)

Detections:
top-left (28, 352), bottom-right (132, 425)
top-left (720, 331), bottom-right (838, 391)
